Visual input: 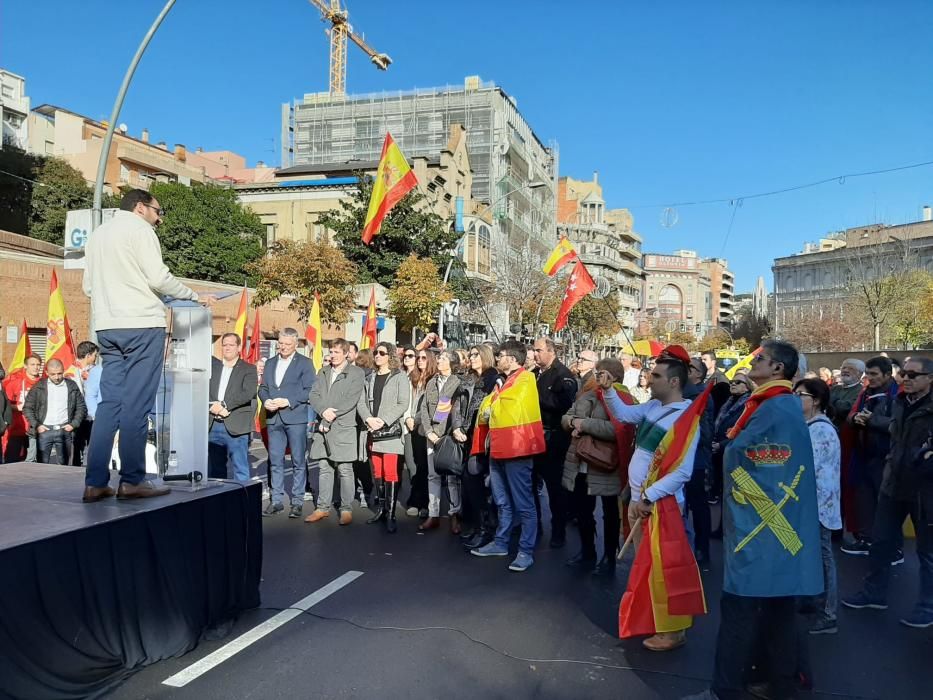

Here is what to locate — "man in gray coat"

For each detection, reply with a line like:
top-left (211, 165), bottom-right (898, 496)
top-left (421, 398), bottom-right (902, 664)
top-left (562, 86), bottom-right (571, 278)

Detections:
top-left (306, 338), bottom-right (365, 525)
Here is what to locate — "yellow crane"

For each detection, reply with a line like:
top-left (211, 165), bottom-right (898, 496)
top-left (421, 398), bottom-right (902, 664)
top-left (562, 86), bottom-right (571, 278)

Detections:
top-left (307, 0), bottom-right (391, 96)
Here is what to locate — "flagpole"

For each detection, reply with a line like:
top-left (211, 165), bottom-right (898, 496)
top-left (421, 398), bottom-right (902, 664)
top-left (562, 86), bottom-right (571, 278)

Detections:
top-left (616, 519), bottom-right (639, 560)
top-left (598, 292), bottom-right (640, 358)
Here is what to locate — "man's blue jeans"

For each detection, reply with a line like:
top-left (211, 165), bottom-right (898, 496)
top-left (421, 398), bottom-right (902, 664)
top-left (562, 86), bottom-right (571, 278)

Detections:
top-left (37, 428), bottom-right (73, 465)
top-left (865, 493), bottom-right (933, 613)
top-left (208, 422), bottom-right (251, 481)
top-left (490, 457), bottom-right (537, 555)
top-left (267, 420), bottom-right (307, 507)
top-left (85, 328), bottom-right (165, 487)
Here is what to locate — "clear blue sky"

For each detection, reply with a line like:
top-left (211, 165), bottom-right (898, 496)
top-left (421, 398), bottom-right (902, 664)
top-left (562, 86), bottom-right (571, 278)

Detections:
top-left (4, 1), bottom-right (932, 292)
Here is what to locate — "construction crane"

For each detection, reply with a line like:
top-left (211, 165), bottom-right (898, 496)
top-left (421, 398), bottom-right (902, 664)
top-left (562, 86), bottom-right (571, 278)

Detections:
top-left (307, 0), bottom-right (391, 96)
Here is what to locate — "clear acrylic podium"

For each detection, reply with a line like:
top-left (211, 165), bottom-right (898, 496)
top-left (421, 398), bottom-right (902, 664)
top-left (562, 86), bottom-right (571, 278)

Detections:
top-left (152, 302), bottom-right (211, 483)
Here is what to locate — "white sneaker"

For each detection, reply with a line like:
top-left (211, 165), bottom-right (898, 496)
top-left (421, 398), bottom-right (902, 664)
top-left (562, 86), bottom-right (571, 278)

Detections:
top-left (406, 507), bottom-right (419, 517)
top-left (261, 488), bottom-right (271, 501)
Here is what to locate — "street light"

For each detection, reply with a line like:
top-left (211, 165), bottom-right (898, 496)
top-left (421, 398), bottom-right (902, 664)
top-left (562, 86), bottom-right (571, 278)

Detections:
top-left (438, 180), bottom-right (549, 339)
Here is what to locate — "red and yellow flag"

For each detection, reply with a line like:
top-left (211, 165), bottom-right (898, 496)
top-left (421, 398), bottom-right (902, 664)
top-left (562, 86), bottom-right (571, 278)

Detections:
top-left (305, 293), bottom-right (323, 372)
top-left (246, 309), bottom-right (262, 365)
top-left (554, 260), bottom-right (595, 331)
top-left (233, 287), bottom-right (249, 358)
top-left (361, 132), bottom-right (418, 244)
top-left (619, 383), bottom-right (712, 639)
top-left (543, 236), bottom-right (577, 276)
top-left (46, 270), bottom-right (76, 370)
top-left (360, 288), bottom-right (377, 350)
top-left (725, 346), bottom-right (761, 380)
top-left (471, 368), bottom-right (546, 460)
top-left (7, 319), bottom-right (31, 374)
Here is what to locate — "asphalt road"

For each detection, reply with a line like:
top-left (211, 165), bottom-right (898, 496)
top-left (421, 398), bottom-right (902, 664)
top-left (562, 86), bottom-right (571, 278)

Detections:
top-left (108, 457), bottom-right (931, 700)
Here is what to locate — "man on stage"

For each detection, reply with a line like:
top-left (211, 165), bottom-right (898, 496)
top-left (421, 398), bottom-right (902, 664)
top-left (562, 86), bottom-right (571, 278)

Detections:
top-left (82, 189), bottom-right (213, 503)
top-left (684, 340), bottom-right (822, 700)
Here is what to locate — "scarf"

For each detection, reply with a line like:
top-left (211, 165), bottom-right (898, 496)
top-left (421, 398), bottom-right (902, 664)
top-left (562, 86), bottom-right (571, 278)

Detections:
top-left (597, 383), bottom-right (637, 482)
top-left (726, 380), bottom-right (793, 440)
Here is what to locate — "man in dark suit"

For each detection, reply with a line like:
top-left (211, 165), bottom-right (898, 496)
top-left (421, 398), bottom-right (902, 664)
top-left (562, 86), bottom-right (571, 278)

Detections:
top-left (259, 328), bottom-right (315, 518)
top-left (208, 333), bottom-right (258, 482)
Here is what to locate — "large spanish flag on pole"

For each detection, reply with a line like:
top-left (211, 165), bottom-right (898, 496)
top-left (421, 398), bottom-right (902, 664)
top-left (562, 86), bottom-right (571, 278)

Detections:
top-left (619, 383), bottom-right (712, 639)
top-left (7, 319), bottom-right (32, 374)
top-left (542, 236), bottom-right (577, 276)
top-left (233, 286), bottom-right (249, 358)
top-left (361, 132), bottom-right (418, 244)
top-left (471, 367), bottom-right (546, 461)
top-left (246, 309), bottom-right (262, 365)
top-left (46, 270), bottom-right (76, 369)
top-left (360, 287), bottom-right (377, 350)
top-left (305, 293), bottom-right (324, 372)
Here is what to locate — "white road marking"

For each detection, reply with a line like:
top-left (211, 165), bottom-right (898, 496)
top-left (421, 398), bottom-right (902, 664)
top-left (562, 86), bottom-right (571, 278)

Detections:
top-left (162, 570), bottom-right (364, 687)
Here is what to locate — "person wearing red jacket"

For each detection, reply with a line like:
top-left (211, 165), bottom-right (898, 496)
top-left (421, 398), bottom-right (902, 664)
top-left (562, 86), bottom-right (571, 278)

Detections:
top-left (1, 354), bottom-right (42, 463)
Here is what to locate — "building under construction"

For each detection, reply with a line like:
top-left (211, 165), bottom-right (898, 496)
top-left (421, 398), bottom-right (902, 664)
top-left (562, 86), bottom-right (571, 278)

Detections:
top-left (282, 76), bottom-right (558, 255)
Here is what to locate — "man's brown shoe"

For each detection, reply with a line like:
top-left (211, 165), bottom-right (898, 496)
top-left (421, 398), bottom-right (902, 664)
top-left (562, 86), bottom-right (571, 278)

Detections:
top-left (642, 631), bottom-right (686, 652)
top-left (339, 511), bottom-right (353, 526)
top-left (450, 514), bottom-right (462, 535)
top-left (418, 516), bottom-right (440, 531)
top-left (304, 510), bottom-right (329, 523)
top-left (116, 480), bottom-right (170, 499)
top-left (82, 485), bottom-right (115, 503)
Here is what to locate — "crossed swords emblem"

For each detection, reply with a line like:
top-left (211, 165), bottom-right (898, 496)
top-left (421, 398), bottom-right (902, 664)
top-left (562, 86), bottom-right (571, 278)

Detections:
top-left (731, 465), bottom-right (806, 555)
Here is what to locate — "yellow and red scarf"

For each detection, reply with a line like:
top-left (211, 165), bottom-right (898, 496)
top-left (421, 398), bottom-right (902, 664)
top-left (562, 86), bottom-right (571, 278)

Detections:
top-left (726, 380), bottom-right (793, 440)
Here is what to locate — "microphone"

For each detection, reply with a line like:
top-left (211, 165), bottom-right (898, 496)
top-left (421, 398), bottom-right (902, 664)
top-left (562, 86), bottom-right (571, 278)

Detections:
top-left (163, 471), bottom-right (204, 483)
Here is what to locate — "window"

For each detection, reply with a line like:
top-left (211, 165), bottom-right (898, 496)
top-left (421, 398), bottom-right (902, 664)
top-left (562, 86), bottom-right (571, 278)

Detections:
top-left (119, 164), bottom-right (130, 182)
top-left (658, 284), bottom-right (683, 318)
top-left (1, 85), bottom-right (13, 99)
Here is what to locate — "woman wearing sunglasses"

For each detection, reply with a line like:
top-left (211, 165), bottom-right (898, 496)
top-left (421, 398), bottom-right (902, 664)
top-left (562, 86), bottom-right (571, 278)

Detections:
top-left (417, 349), bottom-right (465, 533)
top-left (405, 350), bottom-right (436, 518)
top-left (357, 342), bottom-right (411, 533)
top-left (794, 377), bottom-right (841, 635)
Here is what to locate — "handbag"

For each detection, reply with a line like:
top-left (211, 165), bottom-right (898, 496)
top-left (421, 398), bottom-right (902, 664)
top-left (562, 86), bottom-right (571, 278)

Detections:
top-left (575, 433), bottom-right (618, 473)
top-left (370, 420), bottom-right (402, 442)
top-left (432, 435), bottom-right (464, 476)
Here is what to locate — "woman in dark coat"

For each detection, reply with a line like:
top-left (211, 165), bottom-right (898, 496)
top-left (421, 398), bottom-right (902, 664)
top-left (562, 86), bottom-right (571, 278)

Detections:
top-left (710, 372), bottom-right (751, 536)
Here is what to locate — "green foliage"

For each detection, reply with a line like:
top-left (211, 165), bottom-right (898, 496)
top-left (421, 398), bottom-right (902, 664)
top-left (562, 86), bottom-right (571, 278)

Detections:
top-left (28, 157), bottom-right (100, 245)
top-left (566, 294), bottom-right (621, 345)
top-left (733, 310), bottom-right (772, 349)
top-left (320, 175), bottom-right (460, 287)
top-left (387, 255), bottom-right (453, 331)
top-left (884, 270), bottom-right (933, 349)
top-left (247, 239), bottom-right (358, 323)
top-left (0, 147), bottom-right (41, 235)
top-left (150, 182), bottom-right (265, 285)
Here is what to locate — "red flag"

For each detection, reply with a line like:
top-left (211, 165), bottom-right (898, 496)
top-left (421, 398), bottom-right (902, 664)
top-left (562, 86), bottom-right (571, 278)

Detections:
top-left (554, 260), bottom-right (595, 331)
top-left (619, 383), bottom-right (712, 638)
top-left (360, 288), bottom-right (377, 350)
top-left (246, 309), bottom-right (262, 364)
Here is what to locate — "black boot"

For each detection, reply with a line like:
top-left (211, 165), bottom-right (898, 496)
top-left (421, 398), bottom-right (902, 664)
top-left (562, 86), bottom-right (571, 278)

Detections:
top-left (565, 550), bottom-right (597, 568)
top-left (367, 479), bottom-right (386, 524)
top-left (385, 481), bottom-right (398, 533)
top-left (592, 554), bottom-right (616, 576)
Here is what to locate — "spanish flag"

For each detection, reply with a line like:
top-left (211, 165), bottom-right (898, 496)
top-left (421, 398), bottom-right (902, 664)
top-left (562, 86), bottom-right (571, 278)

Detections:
top-left (619, 383), bottom-right (711, 639)
top-left (46, 270), bottom-right (76, 370)
top-left (361, 133), bottom-right (418, 244)
top-left (725, 346), bottom-right (761, 380)
top-left (542, 236), bottom-right (577, 276)
top-left (233, 286), bottom-right (249, 359)
top-left (360, 287), bottom-right (377, 350)
top-left (471, 368), bottom-right (546, 460)
top-left (305, 293), bottom-right (324, 372)
top-left (7, 319), bottom-right (31, 374)
top-left (246, 309), bottom-right (262, 365)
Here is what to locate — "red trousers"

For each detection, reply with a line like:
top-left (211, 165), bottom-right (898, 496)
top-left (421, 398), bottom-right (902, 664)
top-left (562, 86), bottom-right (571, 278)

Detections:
top-left (371, 452), bottom-right (399, 483)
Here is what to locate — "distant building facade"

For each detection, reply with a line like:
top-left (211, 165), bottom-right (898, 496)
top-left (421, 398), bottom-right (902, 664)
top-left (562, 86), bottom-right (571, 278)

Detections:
top-left (0, 68), bottom-right (29, 150)
top-left (699, 257), bottom-right (736, 328)
top-left (640, 250), bottom-right (716, 339)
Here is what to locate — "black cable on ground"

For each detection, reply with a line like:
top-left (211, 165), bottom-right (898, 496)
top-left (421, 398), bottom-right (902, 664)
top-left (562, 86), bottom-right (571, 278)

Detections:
top-left (253, 606), bottom-right (880, 700)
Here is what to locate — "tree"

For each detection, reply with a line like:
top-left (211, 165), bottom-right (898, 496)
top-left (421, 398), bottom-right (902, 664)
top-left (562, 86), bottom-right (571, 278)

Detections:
top-left (0, 147), bottom-right (42, 235)
top-left (150, 183), bottom-right (265, 285)
top-left (778, 304), bottom-right (869, 352)
top-left (491, 242), bottom-right (556, 328)
top-left (884, 270), bottom-right (933, 349)
top-left (28, 157), bottom-right (101, 245)
top-left (319, 176), bottom-right (460, 287)
top-left (386, 255), bottom-right (453, 332)
top-left (566, 294), bottom-right (622, 347)
top-left (247, 239), bottom-right (358, 323)
top-left (733, 309), bottom-right (772, 349)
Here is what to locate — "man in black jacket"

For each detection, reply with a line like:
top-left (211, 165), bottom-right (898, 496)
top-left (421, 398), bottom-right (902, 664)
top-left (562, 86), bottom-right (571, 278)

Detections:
top-left (844, 356), bottom-right (933, 629)
top-left (532, 337), bottom-right (577, 548)
top-left (685, 357), bottom-right (715, 564)
top-left (23, 359), bottom-right (87, 465)
top-left (208, 333), bottom-right (258, 481)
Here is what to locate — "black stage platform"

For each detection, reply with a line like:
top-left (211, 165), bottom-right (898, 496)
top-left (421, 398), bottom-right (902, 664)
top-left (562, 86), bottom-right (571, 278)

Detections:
top-left (0, 463), bottom-right (262, 700)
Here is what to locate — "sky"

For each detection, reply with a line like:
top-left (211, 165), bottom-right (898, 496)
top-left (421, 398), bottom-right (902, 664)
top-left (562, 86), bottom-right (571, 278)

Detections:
top-left (4, 1), bottom-right (933, 293)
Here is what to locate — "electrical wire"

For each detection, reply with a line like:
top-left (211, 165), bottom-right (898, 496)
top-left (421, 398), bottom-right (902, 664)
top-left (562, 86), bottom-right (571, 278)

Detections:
top-left (253, 606), bottom-right (881, 700)
top-left (0, 167), bottom-right (49, 186)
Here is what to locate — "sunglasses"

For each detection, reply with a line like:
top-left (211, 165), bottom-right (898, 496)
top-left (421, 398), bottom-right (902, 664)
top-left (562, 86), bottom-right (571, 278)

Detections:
top-left (730, 380), bottom-right (748, 387)
top-left (468, 351), bottom-right (480, 358)
top-left (404, 353), bottom-right (416, 359)
top-left (902, 371), bottom-right (930, 380)
top-left (752, 354), bottom-right (769, 363)
top-left (373, 350), bottom-right (389, 357)
top-left (795, 391), bottom-right (814, 398)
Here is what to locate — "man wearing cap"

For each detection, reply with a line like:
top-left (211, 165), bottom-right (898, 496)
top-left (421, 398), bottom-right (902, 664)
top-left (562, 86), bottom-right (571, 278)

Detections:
top-left (603, 344), bottom-right (700, 652)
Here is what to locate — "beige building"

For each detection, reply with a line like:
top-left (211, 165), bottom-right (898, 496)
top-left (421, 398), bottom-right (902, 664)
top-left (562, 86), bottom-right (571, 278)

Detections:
top-left (556, 174), bottom-right (643, 340)
top-left (1, 68), bottom-right (29, 150)
top-left (640, 250), bottom-right (715, 339)
top-left (698, 257), bottom-right (736, 328)
top-left (28, 105), bottom-right (214, 191)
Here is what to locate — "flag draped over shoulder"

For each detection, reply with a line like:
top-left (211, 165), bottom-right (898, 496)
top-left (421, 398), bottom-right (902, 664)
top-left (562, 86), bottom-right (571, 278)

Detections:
top-left (360, 288), bottom-right (377, 350)
top-left (305, 293), bottom-right (323, 372)
top-left (8, 319), bottom-right (31, 374)
top-left (619, 383), bottom-right (712, 638)
top-left (46, 270), bottom-right (76, 369)
top-left (543, 236), bottom-right (577, 276)
top-left (234, 287), bottom-right (249, 359)
top-left (471, 368), bottom-right (545, 460)
top-left (361, 132), bottom-right (418, 244)
top-left (554, 260), bottom-right (595, 331)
